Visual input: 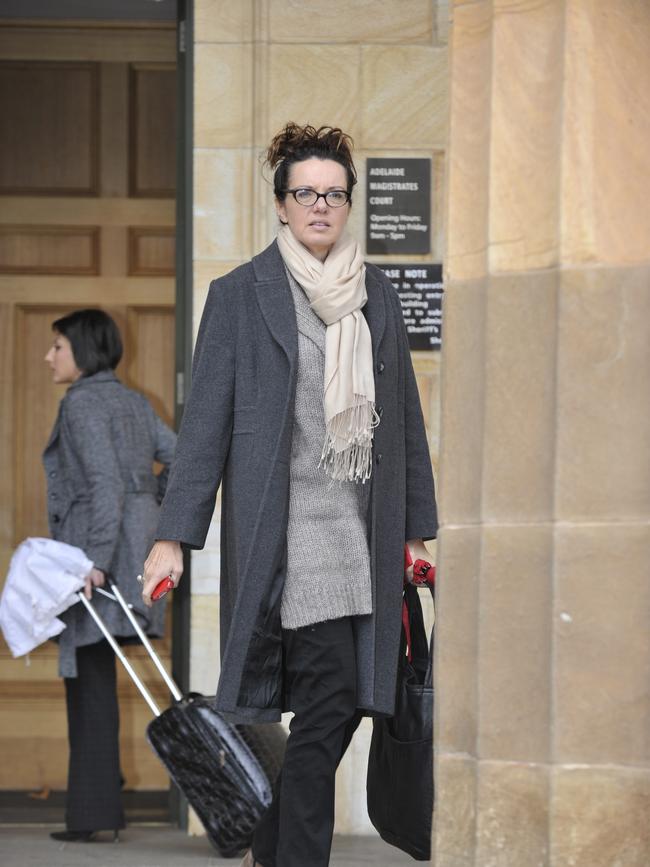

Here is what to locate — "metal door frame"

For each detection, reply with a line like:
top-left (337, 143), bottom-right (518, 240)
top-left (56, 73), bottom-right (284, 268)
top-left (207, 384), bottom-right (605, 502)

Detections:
top-left (171, 0), bottom-right (194, 828)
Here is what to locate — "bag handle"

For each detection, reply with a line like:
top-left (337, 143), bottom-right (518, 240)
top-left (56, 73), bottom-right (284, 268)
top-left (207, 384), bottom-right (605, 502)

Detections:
top-left (106, 581), bottom-right (182, 702)
top-left (400, 582), bottom-right (434, 689)
top-left (402, 547), bottom-right (435, 664)
top-left (402, 582), bottom-right (434, 657)
top-left (77, 580), bottom-right (183, 715)
top-left (424, 604), bottom-right (434, 690)
top-left (77, 591), bottom-right (162, 716)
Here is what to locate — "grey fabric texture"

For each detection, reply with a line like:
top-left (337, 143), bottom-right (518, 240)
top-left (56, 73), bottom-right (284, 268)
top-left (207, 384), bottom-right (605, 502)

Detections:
top-left (281, 269), bottom-right (372, 629)
top-left (156, 240), bottom-right (438, 722)
top-left (43, 371), bottom-right (177, 677)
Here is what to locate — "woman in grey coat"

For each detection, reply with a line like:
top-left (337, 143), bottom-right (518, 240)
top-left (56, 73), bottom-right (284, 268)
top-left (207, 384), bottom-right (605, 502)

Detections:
top-left (43, 308), bottom-right (176, 842)
top-left (142, 124), bottom-right (437, 867)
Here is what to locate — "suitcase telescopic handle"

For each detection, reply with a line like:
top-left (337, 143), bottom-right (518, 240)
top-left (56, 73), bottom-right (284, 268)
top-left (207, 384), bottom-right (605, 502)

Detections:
top-left (107, 581), bottom-right (183, 703)
top-left (77, 591), bottom-right (162, 717)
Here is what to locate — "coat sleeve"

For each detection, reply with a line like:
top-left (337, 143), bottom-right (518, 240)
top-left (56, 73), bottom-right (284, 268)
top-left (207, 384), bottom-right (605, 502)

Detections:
top-left (156, 279), bottom-right (235, 549)
top-left (149, 408), bottom-right (177, 502)
top-left (153, 413), bottom-right (177, 466)
top-left (389, 284), bottom-right (439, 541)
top-left (61, 390), bottom-right (126, 574)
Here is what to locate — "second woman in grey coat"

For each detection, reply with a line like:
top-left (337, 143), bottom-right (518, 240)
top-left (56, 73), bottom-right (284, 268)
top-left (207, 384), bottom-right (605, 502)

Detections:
top-left (43, 308), bottom-right (176, 842)
top-left (142, 123), bottom-right (437, 867)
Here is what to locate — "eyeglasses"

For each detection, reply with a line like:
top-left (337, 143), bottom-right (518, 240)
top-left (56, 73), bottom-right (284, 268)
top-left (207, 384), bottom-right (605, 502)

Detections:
top-left (284, 188), bottom-right (351, 208)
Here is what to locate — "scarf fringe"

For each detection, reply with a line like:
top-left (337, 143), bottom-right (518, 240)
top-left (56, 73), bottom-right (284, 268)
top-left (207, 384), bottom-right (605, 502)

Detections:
top-left (277, 227), bottom-right (378, 483)
top-left (319, 400), bottom-right (381, 483)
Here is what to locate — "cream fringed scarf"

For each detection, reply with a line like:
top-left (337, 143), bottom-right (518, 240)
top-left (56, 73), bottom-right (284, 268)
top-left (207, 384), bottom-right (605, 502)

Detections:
top-left (277, 224), bottom-right (378, 483)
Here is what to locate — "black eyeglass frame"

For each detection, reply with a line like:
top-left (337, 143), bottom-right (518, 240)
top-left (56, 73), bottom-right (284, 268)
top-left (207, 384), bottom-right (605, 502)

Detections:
top-left (283, 188), bottom-right (352, 208)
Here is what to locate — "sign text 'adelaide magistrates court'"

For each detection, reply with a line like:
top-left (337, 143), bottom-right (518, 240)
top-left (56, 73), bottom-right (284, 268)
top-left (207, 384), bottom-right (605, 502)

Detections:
top-left (366, 158), bottom-right (431, 255)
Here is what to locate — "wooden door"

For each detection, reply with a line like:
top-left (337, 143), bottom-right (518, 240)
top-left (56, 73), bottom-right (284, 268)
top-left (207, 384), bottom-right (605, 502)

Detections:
top-left (0, 19), bottom-right (177, 792)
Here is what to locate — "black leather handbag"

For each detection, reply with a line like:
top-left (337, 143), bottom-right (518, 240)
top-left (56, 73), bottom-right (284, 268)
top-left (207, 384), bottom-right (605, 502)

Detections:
top-left (366, 581), bottom-right (434, 861)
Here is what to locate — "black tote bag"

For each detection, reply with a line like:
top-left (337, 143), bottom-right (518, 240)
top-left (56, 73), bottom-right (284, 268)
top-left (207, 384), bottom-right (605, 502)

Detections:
top-left (366, 582), bottom-right (434, 860)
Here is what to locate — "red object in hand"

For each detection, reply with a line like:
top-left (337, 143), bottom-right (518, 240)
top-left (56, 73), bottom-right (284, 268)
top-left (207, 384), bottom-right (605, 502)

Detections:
top-left (403, 544), bottom-right (435, 586)
top-left (412, 559), bottom-right (435, 586)
top-left (151, 576), bottom-right (175, 601)
top-left (402, 545), bottom-right (435, 662)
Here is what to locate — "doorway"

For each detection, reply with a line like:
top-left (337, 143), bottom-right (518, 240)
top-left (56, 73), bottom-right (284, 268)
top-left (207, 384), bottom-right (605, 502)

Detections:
top-left (0, 0), bottom-right (187, 826)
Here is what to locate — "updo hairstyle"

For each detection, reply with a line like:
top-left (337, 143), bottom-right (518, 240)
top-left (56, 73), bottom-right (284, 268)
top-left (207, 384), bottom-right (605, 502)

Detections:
top-left (266, 122), bottom-right (357, 202)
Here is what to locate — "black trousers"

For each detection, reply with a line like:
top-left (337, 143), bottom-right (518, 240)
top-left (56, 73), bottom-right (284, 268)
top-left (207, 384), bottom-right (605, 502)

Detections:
top-left (63, 640), bottom-right (125, 831)
top-left (252, 617), bottom-right (364, 867)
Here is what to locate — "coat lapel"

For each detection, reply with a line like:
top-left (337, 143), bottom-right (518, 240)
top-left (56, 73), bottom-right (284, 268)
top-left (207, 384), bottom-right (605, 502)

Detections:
top-left (253, 241), bottom-right (298, 368)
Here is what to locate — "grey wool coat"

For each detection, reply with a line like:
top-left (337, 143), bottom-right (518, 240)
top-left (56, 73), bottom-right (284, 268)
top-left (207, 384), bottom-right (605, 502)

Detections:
top-left (156, 240), bottom-right (438, 723)
top-left (43, 371), bottom-right (177, 677)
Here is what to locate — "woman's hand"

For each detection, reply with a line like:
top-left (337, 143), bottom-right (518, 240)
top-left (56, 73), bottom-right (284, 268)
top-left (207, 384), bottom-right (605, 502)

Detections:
top-left (141, 540), bottom-right (184, 608)
top-left (405, 538), bottom-right (432, 584)
top-left (84, 567), bottom-right (105, 600)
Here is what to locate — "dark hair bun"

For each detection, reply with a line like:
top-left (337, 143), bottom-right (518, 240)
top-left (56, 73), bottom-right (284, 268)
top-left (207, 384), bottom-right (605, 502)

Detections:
top-left (266, 122), bottom-right (354, 169)
top-left (265, 122), bottom-right (357, 198)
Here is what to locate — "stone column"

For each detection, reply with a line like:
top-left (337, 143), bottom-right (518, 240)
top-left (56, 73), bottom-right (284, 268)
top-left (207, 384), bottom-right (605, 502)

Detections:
top-left (434, 1), bottom-right (650, 865)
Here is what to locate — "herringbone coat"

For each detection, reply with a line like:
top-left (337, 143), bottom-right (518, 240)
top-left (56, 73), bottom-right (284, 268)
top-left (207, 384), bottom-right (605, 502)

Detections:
top-left (43, 371), bottom-right (176, 677)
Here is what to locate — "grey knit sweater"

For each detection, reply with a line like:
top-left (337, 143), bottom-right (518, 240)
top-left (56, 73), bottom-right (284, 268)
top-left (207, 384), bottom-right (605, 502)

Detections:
top-left (280, 270), bottom-right (373, 629)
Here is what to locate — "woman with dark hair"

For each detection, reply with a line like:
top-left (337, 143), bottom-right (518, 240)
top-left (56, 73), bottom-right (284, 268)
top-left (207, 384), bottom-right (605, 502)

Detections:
top-left (43, 308), bottom-right (176, 842)
top-left (142, 123), bottom-right (437, 866)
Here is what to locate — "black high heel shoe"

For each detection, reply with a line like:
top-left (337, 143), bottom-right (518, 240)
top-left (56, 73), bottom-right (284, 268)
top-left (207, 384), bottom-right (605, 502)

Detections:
top-left (49, 829), bottom-right (120, 843)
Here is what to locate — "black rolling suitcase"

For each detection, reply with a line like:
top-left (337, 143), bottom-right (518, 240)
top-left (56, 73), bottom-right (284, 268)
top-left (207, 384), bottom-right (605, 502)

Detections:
top-left (79, 583), bottom-right (286, 857)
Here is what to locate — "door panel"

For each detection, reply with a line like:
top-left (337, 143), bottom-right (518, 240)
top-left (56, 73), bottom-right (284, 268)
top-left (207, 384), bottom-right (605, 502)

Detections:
top-left (126, 307), bottom-right (176, 424)
top-left (129, 63), bottom-right (177, 198)
top-left (0, 225), bottom-right (100, 275)
top-left (0, 61), bottom-right (99, 196)
top-left (0, 22), bottom-right (177, 791)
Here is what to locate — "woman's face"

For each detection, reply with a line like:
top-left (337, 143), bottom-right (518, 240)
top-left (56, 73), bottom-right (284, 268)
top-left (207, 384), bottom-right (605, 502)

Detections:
top-left (276, 157), bottom-right (351, 262)
top-left (44, 333), bottom-right (82, 384)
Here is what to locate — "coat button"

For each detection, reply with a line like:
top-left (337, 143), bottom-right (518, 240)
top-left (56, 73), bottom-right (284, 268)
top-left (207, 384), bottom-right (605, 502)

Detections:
top-left (377, 405), bottom-right (384, 418)
top-left (375, 453), bottom-right (383, 465)
top-left (52, 514), bottom-right (60, 524)
top-left (377, 361), bottom-right (385, 374)
top-left (50, 492), bottom-right (57, 500)
top-left (49, 470), bottom-right (57, 478)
